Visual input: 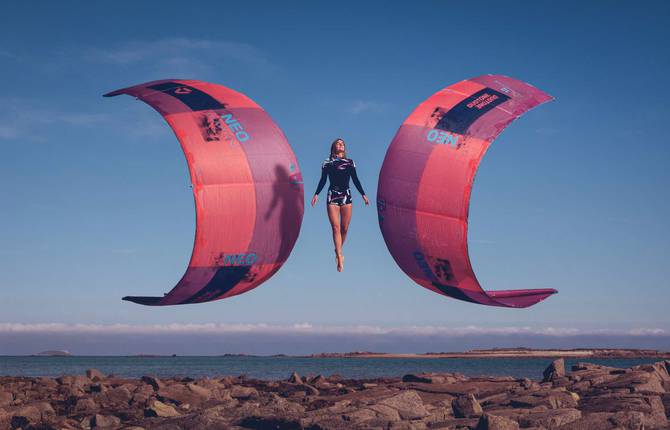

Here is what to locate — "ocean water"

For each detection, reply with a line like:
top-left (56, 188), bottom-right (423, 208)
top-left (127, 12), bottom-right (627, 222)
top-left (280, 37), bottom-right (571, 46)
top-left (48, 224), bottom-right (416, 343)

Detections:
top-left (0, 356), bottom-right (662, 380)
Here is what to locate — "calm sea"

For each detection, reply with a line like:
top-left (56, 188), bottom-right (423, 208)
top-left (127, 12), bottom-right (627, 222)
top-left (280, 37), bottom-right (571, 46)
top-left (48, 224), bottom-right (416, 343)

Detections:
top-left (0, 356), bottom-right (662, 380)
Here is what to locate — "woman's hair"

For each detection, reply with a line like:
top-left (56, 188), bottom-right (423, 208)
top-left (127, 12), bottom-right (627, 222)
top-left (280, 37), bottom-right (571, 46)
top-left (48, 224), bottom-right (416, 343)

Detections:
top-left (330, 138), bottom-right (346, 159)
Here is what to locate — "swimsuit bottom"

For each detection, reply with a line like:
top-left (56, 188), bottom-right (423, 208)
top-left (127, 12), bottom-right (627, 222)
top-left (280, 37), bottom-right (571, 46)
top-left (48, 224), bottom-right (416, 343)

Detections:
top-left (327, 188), bottom-right (352, 206)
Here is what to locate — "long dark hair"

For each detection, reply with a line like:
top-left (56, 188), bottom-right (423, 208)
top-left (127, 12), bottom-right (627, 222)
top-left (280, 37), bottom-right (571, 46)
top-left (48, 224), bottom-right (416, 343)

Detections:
top-left (329, 137), bottom-right (347, 159)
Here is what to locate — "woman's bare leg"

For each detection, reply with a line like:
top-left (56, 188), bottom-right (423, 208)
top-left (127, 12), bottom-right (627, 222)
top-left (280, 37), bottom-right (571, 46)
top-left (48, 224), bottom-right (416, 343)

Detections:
top-left (340, 204), bottom-right (352, 245)
top-left (327, 204), bottom-right (343, 271)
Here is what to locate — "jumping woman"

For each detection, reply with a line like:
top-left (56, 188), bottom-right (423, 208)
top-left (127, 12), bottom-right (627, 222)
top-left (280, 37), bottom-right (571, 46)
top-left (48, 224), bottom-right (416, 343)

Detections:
top-left (311, 138), bottom-right (369, 272)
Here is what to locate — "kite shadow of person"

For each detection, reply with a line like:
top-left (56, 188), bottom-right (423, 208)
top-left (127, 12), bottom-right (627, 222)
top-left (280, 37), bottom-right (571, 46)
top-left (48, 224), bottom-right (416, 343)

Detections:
top-left (264, 164), bottom-right (303, 263)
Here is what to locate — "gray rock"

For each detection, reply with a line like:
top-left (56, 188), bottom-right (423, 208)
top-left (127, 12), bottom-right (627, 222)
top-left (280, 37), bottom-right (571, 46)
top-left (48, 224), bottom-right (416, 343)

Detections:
top-left (543, 359), bottom-right (566, 382)
top-left (92, 413), bottom-right (121, 428)
top-left (230, 385), bottom-right (259, 399)
top-left (0, 391), bottom-right (12, 407)
top-left (288, 371), bottom-right (303, 384)
top-left (452, 393), bottom-right (484, 418)
top-left (476, 413), bottom-right (520, 430)
top-left (140, 375), bottom-right (164, 391)
top-left (378, 390), bottom-right (430, 420)
top-left (86, 369), bottom-right (106, 382)
top-left (145, 400), bottom-right (180, 418)
top-left (518, 408), bottom-right (582, 429)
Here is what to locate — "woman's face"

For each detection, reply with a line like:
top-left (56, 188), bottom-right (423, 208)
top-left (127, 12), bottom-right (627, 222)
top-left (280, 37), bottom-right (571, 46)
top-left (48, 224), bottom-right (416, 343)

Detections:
top-left (335, 140), bottom-right (345, 154)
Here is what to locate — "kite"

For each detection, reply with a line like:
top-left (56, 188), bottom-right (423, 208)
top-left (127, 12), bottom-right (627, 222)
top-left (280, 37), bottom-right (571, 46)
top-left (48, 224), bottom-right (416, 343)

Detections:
top-left (105, 79), bottom-right (304, 305)
top-left (376, 75), bottom-right (557, 308)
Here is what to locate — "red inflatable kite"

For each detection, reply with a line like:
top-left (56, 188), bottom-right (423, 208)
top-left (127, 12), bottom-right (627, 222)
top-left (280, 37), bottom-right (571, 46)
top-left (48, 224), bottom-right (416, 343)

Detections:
top-left (105, 79), bottom-right (304, 305)
top-left (377, 75), bottom-right (557, 308)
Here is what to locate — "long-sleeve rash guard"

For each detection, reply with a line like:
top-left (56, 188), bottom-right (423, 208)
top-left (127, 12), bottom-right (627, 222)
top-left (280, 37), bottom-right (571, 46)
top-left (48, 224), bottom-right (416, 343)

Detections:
top-left (314, 157), bottom-right (366, 196)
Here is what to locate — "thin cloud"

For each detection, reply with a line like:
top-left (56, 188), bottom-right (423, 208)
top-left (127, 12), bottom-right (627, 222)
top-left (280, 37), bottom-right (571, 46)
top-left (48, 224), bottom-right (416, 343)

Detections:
top-left (0, 323), bottom-right (666, 337)
top-left (347, 100), bottom-right (389, 115)
top-left (0, 98), bottom-right (112, 142)
top-left (86, 37), bottom-right (275, 77)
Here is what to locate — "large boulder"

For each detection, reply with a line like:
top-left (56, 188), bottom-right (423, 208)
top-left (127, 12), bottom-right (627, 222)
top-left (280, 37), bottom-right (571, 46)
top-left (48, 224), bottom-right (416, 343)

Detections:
top-left (378, 390), bottom-right (430, 420)
top-left (453, 393), bottom-right (484, 418)
top-left (543, 359), bottom-right (566, 382)
top-left (0, 392), bottom-right (12, 407)
top-left (476, 413), bottom-right (520, 430)
top-left (518, 408), bottom-right (582, 429)
top-left (86, 369), bottom-right (106, 382)
top-left (92, 413), bottom-right (121, 428)
top-left (145, 400), bottom-right (180, 418)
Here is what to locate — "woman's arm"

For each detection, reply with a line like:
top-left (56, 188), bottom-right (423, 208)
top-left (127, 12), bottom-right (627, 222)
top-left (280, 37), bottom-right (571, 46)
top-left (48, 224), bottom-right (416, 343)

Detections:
top-left (350, 162), bottom-right (366, 196)
top-left (314, 163), bottom-right (328, 196)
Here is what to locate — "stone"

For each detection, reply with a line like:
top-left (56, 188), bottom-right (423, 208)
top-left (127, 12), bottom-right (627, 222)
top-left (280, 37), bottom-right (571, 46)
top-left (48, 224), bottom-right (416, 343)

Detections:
top-left (230, 385), bottom-right (258, 399)
top-left (476, 413), bottom-right (520, 430)
top-left (145, 400), bottom-right (180, 418)
top-left (86, 369), bottom-right (106, 382)
top-left (452, 393), bottom-right (484, 418)
top-left (0, 391), bottom-right (13, 407)
top-left (74, 397), bottom-right (98, 414)
top-left (543, 359), bottom-right (566, 382)
top-left (158, 383), bottom-right (209, 406)
top-left (378, 390), bottom-right (430, 420)
top-left (518, 408), bottom-right (582, 429)
top-left (10, 405), bottom-right (41, 427)
top-left (140, 376), bottom-right (164, 391)
top-left (288, 371), bottom-right (303, 384)
top-left (92, 413), bottom-right (121, 428)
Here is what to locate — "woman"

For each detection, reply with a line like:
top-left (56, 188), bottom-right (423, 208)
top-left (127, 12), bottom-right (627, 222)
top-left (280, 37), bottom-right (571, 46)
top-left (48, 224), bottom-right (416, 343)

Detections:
top-left (311, 138), bottom-right (369, 272)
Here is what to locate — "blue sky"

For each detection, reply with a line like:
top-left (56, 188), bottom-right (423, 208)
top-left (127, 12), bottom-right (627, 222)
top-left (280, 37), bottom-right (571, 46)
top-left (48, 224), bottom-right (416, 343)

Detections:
top-left (1, 1), bottom-right (669, 354)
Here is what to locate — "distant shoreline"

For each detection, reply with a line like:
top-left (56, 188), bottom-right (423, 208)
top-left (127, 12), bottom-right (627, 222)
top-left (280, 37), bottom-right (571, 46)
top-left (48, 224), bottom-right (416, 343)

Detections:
top-left (13, 348), bottom-right (670, 359)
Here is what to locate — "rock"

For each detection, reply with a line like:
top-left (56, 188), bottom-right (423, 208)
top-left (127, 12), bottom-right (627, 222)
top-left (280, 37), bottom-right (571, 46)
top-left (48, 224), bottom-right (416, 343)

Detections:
top-left (140, 376), bottom-right (164, 391)
top-left (145, 400), bottom-right (180, 418)
top-left (452, 393), bottom-right (484, 418)
top-left (86, 369), bottom-right (106, 382)
top-left (518, 408), bottom-right (582, 429)
top-left (158, 383), bottom-right (209, 406)
top-left (57, 375), bottom-right (91, 388)
top-left (74, 397), bottom-right (98, 414)
top-left (230, 386), bottom-right (258, 399)
top-left (378, 390), bottom-right (430, 420)
top-left (186, 382), bottom-right (212, 399)
top-left (288, 371), bottom-right (303, 384)
top-left (543, 359), bottom-right (566, 382)
top-left (10, 405), bottom-right (41, 427)
top-left (0, 391), bottom-right (13, 407)
top-left (92, 413), bottom-right (121, 428)
top-left (101, 386), bottom-right (132, 405)
top-left (476, 413), bottom-right (520, 430)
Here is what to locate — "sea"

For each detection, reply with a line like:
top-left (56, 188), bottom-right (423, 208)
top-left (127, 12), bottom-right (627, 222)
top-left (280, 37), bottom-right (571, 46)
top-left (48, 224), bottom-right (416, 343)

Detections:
top-left (0, 356), bottom-right (663, 380)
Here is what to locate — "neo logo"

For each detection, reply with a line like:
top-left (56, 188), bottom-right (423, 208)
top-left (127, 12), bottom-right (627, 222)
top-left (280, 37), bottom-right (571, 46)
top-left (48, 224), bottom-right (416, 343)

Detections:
top-left (220, 113), bottom-right (250, 142)
top-left (221, 253), bottom-right (257, 266)
top-left (426, 129), bottom-right (459, 147)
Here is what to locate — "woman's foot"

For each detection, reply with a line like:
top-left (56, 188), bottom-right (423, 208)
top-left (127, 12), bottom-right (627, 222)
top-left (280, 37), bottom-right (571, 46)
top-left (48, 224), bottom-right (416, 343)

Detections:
top-left (336, 252), bottom-right (344, 272)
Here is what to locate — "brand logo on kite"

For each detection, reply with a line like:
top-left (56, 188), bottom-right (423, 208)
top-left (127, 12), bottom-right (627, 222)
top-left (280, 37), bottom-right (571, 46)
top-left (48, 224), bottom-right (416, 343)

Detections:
top-left (219, 253), bottom-right (257, 266)
top-left (174, 87), bottom-right (192, 95)
top-left (426, 129), bottom-right (460, 147)
top-left (220, 113), bottom-right (250, 142)
top-left (413, 252), bottom-right (454, 283)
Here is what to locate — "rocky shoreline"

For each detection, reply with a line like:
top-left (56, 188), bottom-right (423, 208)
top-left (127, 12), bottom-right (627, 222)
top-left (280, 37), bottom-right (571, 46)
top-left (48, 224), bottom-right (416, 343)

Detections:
top-left (2, 359), bottom-right (670, 429)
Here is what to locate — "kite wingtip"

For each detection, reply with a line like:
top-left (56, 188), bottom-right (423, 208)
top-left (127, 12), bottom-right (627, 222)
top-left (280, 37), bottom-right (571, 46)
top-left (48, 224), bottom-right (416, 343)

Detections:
top-left (122, 295), bottom-right (162, 306)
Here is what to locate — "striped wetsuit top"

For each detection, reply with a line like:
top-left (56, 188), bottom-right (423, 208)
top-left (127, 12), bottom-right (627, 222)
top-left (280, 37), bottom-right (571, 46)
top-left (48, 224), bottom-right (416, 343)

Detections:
top-left (314, 157), bottom-right (366, 205)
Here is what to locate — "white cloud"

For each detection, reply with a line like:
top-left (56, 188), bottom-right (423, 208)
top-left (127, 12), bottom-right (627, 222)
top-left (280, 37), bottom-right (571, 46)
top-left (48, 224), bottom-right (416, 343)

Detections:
top-left (86, 38), bottom-right (275, 77)
top-left (347, 100), bottom-right (388, 115)
top-left (0, 323), bottom-right (666, 337)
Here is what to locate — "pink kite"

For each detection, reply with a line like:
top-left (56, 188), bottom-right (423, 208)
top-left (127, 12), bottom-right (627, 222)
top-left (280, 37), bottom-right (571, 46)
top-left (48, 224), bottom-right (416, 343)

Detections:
top-left (106, 80), bottom-right (304, 305)
top-left (377, 75), bottom-right (557, 308)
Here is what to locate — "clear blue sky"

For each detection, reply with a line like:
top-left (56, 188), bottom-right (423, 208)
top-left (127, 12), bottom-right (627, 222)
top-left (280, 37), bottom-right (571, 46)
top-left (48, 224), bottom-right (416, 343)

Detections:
top-left (1, 1), bottom-right (669, 353)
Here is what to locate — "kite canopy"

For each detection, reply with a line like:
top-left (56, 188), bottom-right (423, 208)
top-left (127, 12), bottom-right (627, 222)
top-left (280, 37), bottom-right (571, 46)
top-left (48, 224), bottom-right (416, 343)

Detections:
top-left (376, 75), bottom-right (557, 308)
top-left (105, 79), bottom-right (304, 305)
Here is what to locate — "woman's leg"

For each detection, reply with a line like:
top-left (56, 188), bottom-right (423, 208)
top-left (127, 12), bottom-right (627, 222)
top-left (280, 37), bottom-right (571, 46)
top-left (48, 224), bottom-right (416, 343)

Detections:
top-left (327, 204), bottom-right (343, 271)
top-left (340, 204), bottom-right (352, 245)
